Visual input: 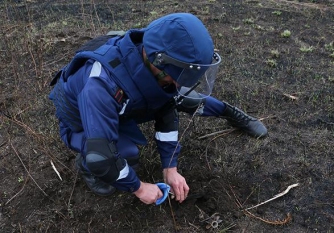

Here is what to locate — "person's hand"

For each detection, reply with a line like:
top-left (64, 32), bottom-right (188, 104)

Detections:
top-left (163, 167), bottom-right (189, 203)
top-left (133, 181), bottom-right (163, 204)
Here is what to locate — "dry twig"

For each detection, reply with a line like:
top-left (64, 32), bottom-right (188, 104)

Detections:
top-left (244, 183), bottom-right (299, 211)
top-left (228, 184), bottom-right (295, 226)
top-left (203, 129), bottom-right (238, 170)
top-left (198, 128), bottom-right (236, 139)
top-left (67, 170), bottom-right (78, 218)
top-left (165, 103), bottom-right (207, 232)
top-left (50, 160), bottom-right (63, 181)
top-left (5, 176), bottom-right (29, 205)
top-left (283, 93), bottom-right (299, 100)
top-left (10, 142), bottom-right (48, 197)
top-left (244, 210), bottom-right (292, 225)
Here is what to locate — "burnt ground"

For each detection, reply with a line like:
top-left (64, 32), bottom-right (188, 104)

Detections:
top-left (0, 0), bottom-right (333, 232)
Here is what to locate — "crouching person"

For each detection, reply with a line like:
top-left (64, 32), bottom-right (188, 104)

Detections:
top-left (49, 13), bottom-right (267, 205)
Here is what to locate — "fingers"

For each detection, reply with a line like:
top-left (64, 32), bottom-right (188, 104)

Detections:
top-left (177, 187), bottom-right (184, 202)
top-left (136, 182), bottom-right (164, 205)
top-left (182, 184), bottom-right (190, 202)
top-left (173, 183), bottom-right (190, 203)
top-left (140, 198), bottom-right (151, 205)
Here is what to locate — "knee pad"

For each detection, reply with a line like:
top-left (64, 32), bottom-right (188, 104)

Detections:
top-left (85, 138), bottom-right (125, 183)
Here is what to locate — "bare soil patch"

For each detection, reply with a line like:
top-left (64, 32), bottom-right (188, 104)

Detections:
top-left (1, 1), bottom-right (333, 232)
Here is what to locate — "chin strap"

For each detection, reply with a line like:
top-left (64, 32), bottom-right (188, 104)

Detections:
top-left (144, 55), bottom-right (168, 81)
top-left (154, 70), bottom-right (168, 80)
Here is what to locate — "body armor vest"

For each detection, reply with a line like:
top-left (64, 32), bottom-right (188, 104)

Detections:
top-left (59, 30), bottom-right (176, 120)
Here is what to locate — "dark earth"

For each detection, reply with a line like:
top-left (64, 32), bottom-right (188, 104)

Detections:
top-left (1, 0), bottom-right (333, 232)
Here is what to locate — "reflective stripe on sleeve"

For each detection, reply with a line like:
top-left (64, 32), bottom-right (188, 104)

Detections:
top-left (117, 162), bottom-right (129, 180)
top-left (155, 131), bottom-right (178, 141)
top-left (119, 99), bottom-right (129, 115)
top-left (89, 61), bottom-right (102, 78)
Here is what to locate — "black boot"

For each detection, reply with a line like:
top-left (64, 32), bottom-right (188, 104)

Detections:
top-left (221, 103), bottom-right (268, 138)
top-left (75, 154), bottom-right (116, 196)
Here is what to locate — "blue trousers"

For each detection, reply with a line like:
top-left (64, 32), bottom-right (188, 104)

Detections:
top-left (59, 96), bottom-right (225, 160)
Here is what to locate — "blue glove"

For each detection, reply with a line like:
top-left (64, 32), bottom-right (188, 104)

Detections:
top-left (155, 183), bottom-right (171, 205)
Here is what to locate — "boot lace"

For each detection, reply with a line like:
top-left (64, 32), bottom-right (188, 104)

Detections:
top-left (229, 106), bottom-right (256, 126)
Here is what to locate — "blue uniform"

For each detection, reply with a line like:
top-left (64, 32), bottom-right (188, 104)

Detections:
top-left (49, 29), bottom-right (226, 192)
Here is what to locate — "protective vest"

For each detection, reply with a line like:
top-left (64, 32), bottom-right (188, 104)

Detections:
top-left (55, 30), bottom-right (176, 120)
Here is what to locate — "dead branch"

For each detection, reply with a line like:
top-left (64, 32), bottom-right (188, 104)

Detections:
top-left (1, 115), bottom-right (42, 138)
top-left (5, 176), bottom-right (29, 205)
top-left (165, 104), bottom-right (205, 232)
top-left (244, 183), bottom-right (299, 211)
top-left (228, 184), bottom-right (294, 226)
top-left (198, 128), bottom-right (236, 139)
top-left (203, 129), bottom-right (239, 170)
top-left (244, 210), bottom-right (292, 225)
top-left (67, 170), bottom-right (78, 213)
top-left (10, 142), bottom-right (48, 197)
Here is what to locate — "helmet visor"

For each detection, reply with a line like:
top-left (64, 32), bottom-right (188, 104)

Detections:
top-left (153, 52), bottom-right (221, 99)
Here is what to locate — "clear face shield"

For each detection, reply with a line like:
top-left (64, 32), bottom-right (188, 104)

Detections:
top-left (153, 52), bottom-right (221, 99)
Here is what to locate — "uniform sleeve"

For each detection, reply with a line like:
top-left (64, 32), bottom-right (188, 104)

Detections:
top-left (77, 62), bottom-right (140, 192)
top-left (154, 108), bottom-right (181, 168)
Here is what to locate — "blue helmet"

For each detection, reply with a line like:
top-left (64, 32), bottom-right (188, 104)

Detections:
top-left (143, 13), bottom-right (221, 98)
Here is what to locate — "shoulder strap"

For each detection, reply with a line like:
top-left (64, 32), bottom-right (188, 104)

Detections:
top-left (51, 33), bottom-right (127, 103)
top-left (63, 35), bottom-right (123, 81)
